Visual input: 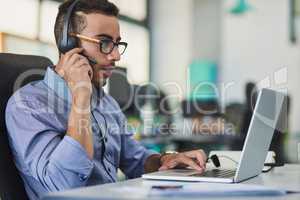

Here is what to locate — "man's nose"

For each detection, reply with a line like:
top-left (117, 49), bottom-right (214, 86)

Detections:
top-left (108, 46), bottom-right (121, 61)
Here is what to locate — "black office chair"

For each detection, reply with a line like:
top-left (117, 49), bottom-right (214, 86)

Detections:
top-left (0, 53), bottom-right (53, 200)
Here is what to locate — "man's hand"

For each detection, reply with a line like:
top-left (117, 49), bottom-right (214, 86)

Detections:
top-left (55, 48), bottom-right (93, 104)
top-left (159, 150), bottom-right (207, 172)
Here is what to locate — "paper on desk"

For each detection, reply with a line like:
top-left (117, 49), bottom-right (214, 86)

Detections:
top-left (149, 183), bottom-right (287, 197)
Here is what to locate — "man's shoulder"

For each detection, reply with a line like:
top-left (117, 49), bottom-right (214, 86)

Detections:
top-left (100, 92), bottom-right (127, 121)
top-left (6, 80), bottom-right (51, 113)
top-left (102, 92), bottom-right (126, 114)
top-left (103, 92), bottom-right (120, 108)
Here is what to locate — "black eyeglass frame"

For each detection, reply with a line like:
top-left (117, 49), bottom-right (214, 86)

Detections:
top-left (70, 33), bottom-right (128, 55)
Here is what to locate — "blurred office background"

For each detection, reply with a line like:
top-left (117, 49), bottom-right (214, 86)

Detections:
top-left (1, 0), bottom-right (300, 164)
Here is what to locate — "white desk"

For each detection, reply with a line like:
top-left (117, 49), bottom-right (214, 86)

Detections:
top-left (43, 164), bottom-right (300, 200)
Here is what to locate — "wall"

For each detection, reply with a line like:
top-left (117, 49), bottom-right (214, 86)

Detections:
top-left (193, 0), bottom-right (221, 61)
top-left (150, 0), bottom-right (300, 133)
top-left (220, 0), bottom-right (300, 133)
top-left (150, 0), bottom-right (221, 100)
top-left (150, 0), bottom-right (194, 99)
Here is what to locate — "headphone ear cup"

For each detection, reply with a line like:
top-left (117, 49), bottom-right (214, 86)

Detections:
top-left (58, 35), bottom-right (78, 54)
top-left (67, 35), bottom-right (78, 51)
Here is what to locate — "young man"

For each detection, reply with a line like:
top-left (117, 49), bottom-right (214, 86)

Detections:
top-left (5, 0), bottom-right (206, 199)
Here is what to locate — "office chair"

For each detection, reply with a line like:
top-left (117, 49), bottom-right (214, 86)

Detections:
top-left (135, 84), bottom-right (174, 135)
top-left (0, 53), bottom-right (52, 200)
top-left (108, 67), bottom-right (132, 111)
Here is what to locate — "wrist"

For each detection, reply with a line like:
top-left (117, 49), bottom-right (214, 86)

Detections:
top-left (160, 151), bottom-right (178, 165)
top-left (72, 95), bottom-right (91, 112)
top-left (69, 81), bottom-right (92, 100)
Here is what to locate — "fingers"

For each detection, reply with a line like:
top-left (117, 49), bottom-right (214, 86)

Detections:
top-left (57, 48), bottom-right (84, 74)
top-left (195, 150), bottom-right (207, 168)
top-left (199, 149), bottom-right (207, 165)
top-left (67, 54), bottom-right (83, 67)
top-left (76, 59), bottom-right (93, 79)
top-left (158, 161), bottom-right (177, 171)
top-left (60, 48), bottom-right (93, 79)
top-left (63, 48), bottom-right (83, 60)
top-left (159, 154), bottom-right (204, 172)
top-left (68, 53), bottom-right (90, 67)
top-left (184, 150), bottom-right (207, 169)
top-left (72, 56), bottom-right (90, 68)
top-left (70, 64), bottom-right (93, 80)
top-left (83, 65), bottom-right (93, 80)
top-left (178, 155), bottom-right (203, 171)
top-left (159, 150), bottom-right (208, 172)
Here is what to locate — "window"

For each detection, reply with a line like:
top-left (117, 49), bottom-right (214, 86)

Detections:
top-left (119, 21), bottom-right (149, 84)
top-left (39, 0), bottom-right (60, 44)
top-left (3, 33), bottom-right (58, 63)
top-left (0, 0), bottom-right (150, 83)
top-left (110, 0), bottom-right (147, 21)
top-left (111, 0), bottom-right (150, 84)
top-left (0, 0), bottom-right (39, 39)
top-left (0, 32), bottom-right (3, 52)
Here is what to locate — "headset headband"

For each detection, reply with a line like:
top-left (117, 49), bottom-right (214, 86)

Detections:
top-left (60, 0), bottom-right (80, 53)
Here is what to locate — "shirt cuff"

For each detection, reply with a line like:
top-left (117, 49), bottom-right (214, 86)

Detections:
top-left (50, 136), bottom-right (94, 181)
top-left (141, 149), bottom-right (159, 174)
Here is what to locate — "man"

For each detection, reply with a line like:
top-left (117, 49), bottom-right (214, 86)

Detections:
top-left (5, 0), bottom-right (207, 199)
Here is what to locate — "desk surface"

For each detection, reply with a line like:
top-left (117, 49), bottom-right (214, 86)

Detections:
top-left (43, 164), bottom-right (300, 200)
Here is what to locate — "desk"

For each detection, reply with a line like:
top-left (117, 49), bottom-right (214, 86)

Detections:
top-left (43, 164), bottom-right (300, 200)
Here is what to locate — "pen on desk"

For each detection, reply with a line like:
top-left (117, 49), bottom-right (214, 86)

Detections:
top-left (151, 185), bottom-right (183, 190)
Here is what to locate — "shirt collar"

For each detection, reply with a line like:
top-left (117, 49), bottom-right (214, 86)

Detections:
top-left (43, 66), bottom-right (103, 111)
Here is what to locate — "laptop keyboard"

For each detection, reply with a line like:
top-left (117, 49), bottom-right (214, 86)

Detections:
top-left (191, 169), bottom-right (236, 178)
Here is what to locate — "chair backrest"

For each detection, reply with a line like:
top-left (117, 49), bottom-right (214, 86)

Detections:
top-left (0, 53), bottom-right (53, 200)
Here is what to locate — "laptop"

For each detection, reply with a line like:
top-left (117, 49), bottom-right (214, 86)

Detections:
top-left (142, 88), bottom-right (286, 183)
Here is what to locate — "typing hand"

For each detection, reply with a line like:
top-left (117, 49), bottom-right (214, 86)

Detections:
top-left (159, 150), bottom-right (207, 172)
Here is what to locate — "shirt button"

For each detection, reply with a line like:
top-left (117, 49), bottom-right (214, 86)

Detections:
top-left (104, 138), bottom-right (108, 143)
top-left (79, 174), bottom-right (88, 182)
top-left (107, 167), bottom-right (111, 173)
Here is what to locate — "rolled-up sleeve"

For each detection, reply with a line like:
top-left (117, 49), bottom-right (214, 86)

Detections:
top-left (5, 100), bottom-right (94, 192)
top-left (118, 113), bottom-right (157, 178)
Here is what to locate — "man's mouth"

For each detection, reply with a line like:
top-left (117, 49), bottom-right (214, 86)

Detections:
top-left (100, 65), bottom-right (115, 78)
top-left (101, 66), bottom-right (115, 71)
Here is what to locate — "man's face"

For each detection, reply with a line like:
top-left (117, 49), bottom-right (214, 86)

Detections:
top-left (80, 13), bottom-right (121, 88)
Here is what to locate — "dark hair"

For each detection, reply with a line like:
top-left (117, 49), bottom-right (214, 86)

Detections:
top-left (54, 0), bottom-right (119, 48)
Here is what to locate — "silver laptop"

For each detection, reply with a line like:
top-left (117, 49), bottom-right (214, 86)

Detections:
top-left (142, 88), bottom-right (286, 183)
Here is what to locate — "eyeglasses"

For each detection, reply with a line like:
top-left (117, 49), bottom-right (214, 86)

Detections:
top-left (70, 33), bottom-right (128, 55)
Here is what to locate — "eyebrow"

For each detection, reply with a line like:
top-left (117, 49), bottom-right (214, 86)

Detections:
top-left (95, 34), bottom-right (122, 42)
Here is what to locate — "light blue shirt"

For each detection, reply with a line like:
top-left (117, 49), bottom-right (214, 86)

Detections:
top-left (5, 67), bottom-right (157, 200)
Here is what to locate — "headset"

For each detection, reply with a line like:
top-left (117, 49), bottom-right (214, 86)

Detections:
top-left (58, 0), bottom-right (80, 54)
top-left (208, 154), bottom-right (221, 168)
top-left (207, 154), bottom-right (284, 173)
top-left (58, 0), bottom-right (97, 65)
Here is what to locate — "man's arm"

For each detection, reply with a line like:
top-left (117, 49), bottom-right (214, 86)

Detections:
top-left (117, 108), bottom-right (207, 176)
top-left (116, 108), bottom-right (158, 178)
top-left (56, 48), bottom-right (94, 159)
top-left (119, 134), bottom-right (158, 178)
top-left (144, 154), bottom-right (161, 173)
top-left (67, 95), bottom-right (93, 159)
top-left (5, 48), bottom-right (96, 193)
top-left (5, 99), bottom-right (94, 192)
